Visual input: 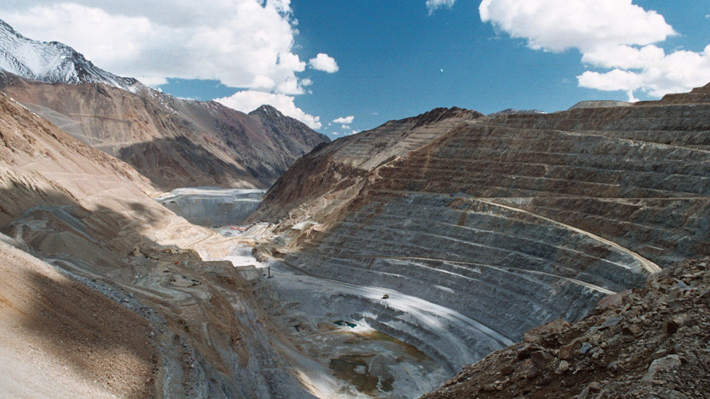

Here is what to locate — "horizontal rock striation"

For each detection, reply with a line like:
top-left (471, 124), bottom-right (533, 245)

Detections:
top-left (285, 192), bottom-right (650, 367)
top-left (253, 107), bottom-right (482, 223)
top-left (260, 85), bottom-right (710, 371)
top-left (373, 102), bottom-right (710, 266)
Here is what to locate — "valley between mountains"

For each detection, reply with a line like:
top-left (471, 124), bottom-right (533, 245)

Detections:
top-left (1, 17), bottom-right (710, 399)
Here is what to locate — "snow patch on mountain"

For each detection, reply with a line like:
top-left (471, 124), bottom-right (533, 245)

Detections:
top-left (0, 19), bottom-right (142, 93)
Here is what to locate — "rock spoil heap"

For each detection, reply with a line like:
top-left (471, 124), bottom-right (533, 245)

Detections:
top-left (421, 257), bottom-right (710, 399)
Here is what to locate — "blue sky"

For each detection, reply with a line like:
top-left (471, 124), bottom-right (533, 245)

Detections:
top-left (1, 1), bottom-right (709, 139)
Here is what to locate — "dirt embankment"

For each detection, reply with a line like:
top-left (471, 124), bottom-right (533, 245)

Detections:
top-left (0, 240), bottom-right (157, 398)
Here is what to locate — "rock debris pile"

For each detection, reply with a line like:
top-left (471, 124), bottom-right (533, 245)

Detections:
top-left (422, 257), bottom-right (710, 399)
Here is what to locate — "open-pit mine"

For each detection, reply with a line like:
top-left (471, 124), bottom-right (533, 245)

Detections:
top-left (2, 73), bottom-right (710, 398)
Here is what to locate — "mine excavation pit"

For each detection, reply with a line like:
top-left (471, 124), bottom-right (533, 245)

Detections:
top-left (162, 187), bottom-right (484, 397)
top-left (262, 261), bottom-right (454, 398)
top-left (3, 8), bottom-right (710, 398)
top-left (158, 171), bottom-right (674, 398)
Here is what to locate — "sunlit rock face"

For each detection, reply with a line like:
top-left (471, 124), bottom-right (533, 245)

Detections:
top-left (258, 84), bottom-right (710, 370)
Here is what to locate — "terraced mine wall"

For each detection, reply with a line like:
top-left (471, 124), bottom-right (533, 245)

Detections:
top-left (284, 192), bottom-right (652, 369)
top-left (376, 104), bottom-right (710, 266)
top-left (264, 85), bottom-right (710, 373)
top-left (256, 107), bottom-right (483, 222)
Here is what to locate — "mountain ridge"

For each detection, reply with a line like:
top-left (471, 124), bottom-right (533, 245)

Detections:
top-left (0, 19), bottom-right (329, 190)
top-left (0, 19), bottom-right (142, 92)
top-left (0, 90), bottom-right (317, 398)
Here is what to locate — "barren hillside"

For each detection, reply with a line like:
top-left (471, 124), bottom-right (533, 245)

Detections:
top-left (421, 257), bottom-right (710, 398)
top-left (0, 73), bottom-right (329, 190)
top-left (0, 19), bottom-right (329, 191)
top-left (0, 91), bottom-right (320, 398)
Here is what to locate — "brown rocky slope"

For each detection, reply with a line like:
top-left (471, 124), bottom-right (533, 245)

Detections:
top-left (0, 19), bottom-right (329, 191)
top-left (253, 106), bottom-right (483, 224)
top-left (0, 91), bottom-right (319, 398)
top-left (421, 257), bottom-right (710, 399)
top-left (0, 72), bottom-right (329, 190)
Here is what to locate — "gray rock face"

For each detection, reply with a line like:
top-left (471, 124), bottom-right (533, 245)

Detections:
top-left (284, 193), bottom-right (648, 368)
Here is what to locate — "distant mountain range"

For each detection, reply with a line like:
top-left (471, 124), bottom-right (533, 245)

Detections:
top-left (0, 19), bottom-right (329, 190)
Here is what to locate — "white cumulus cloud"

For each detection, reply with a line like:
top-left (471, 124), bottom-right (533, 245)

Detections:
top-left (309, 53), bottom-right (339, 73)
top-left (0, 1), bottom-right (331, 95)
top-left (427, 0), bottom-right (456, 15)
top-left (479, 0), bottom-right (710, 99)
top-left (216, 90), bottom-right (321, 129)
top-left (479, 0), bottom-right (674, 53)
top-left (0, 0), bottom-right (337, 129)
top-left (136, 76), bottom-right (169, 88)
top-left (578, 45), bottom-right (710, 100)
top-left (333, 116), bottom-right (354, 124)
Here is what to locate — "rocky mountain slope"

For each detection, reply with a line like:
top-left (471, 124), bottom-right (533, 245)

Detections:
top-left (254, 106), bottom-right (483, 223)
top-left (0, 91), bottom-right (320, 398)
top-left (253, 84), bottom-right (710, 379)
top-left (421, 257), bottom-right (710, 399)
top-left (0, 20), bottom-right (329, 190)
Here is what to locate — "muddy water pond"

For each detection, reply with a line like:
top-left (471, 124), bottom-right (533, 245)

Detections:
top-left (330, 354), bottom-right (394, 395)
top-left (328, 326), bottom-right (430, 395)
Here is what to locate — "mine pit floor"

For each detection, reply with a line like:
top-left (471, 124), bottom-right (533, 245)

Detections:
top-left (264, 262), bottom-right (449, 398)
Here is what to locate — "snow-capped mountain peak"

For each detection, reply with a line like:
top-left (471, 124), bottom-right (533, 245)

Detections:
top-left (0, 19), bottom-right (143, 93)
